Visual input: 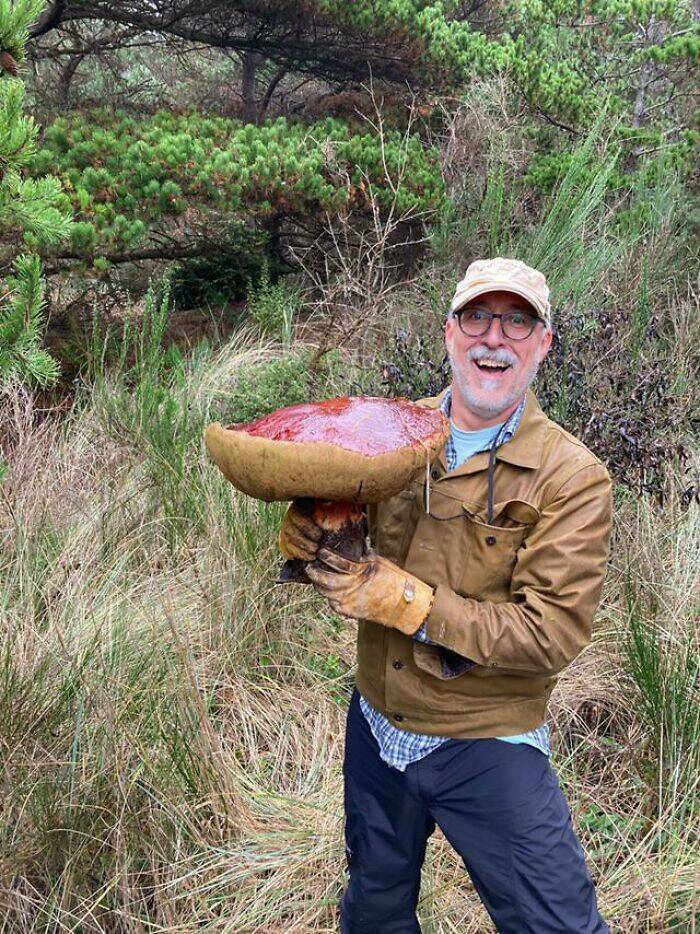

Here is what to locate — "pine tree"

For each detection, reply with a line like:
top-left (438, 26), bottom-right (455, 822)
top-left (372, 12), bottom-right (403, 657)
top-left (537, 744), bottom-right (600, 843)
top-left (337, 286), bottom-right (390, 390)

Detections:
top-left (0, 0), bottom-right (71, 389)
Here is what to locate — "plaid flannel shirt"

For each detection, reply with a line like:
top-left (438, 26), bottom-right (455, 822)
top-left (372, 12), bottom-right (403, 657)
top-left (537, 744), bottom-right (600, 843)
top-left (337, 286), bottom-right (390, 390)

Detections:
top-left (360, 388), bottom-right (550, 770)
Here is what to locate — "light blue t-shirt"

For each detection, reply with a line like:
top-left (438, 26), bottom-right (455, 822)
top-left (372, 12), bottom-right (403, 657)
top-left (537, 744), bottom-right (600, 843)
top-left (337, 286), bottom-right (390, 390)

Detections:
top-left (450, 417), bottom-right (505, 462)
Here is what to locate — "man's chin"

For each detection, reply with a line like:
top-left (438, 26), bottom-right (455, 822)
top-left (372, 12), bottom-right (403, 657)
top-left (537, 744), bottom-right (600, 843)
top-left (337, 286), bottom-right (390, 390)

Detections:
top-left (463, 385), bottom-right (518, 419)
top-left (469, 386), bottom-right (513, 415)
top-left (468, 399), bottom-right (512, 419)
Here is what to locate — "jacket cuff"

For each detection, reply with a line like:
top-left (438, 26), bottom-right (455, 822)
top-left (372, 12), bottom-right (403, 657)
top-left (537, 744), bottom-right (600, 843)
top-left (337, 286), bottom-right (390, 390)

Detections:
top-left (423, 584), bottom-right (481, 659)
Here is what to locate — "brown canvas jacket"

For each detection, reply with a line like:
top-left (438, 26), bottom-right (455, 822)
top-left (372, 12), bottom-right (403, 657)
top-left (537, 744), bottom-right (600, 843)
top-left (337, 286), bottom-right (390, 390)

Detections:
top-left (357, 388), bottom-right (613, 738)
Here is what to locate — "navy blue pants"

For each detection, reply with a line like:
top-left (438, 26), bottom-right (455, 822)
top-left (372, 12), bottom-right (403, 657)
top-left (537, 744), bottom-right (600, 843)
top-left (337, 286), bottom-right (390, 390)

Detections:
top-left (340, 689), bottom-right (608, 933)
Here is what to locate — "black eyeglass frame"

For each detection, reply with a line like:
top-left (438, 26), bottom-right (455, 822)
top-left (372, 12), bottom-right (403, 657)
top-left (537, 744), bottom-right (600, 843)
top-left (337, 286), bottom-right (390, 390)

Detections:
top-left (452, 307), bottom-right (542, 341)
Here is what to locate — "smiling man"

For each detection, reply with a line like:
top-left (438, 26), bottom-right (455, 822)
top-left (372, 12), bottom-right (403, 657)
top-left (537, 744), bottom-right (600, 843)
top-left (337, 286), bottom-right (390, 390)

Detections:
top-left (280, 257), bottom-right (612, 933)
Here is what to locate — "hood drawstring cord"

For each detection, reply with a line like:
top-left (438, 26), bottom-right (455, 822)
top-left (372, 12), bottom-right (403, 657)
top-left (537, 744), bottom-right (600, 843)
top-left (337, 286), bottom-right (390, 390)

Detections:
top-left (423, 423), bottom-right (502, 522)
top-left (487, 434), bottom-right (498, 525)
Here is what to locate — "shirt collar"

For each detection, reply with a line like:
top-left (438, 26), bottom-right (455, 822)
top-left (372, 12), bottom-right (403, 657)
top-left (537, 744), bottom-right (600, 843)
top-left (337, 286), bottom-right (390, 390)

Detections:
top-left (439, 386), bottom-right (526, 452)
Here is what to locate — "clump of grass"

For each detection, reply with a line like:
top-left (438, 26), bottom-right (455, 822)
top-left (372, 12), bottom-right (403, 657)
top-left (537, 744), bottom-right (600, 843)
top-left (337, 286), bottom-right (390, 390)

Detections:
top-left (0, 321), bottom-right (351, 927)
top-left (619, 486), bottom-right (700, 802)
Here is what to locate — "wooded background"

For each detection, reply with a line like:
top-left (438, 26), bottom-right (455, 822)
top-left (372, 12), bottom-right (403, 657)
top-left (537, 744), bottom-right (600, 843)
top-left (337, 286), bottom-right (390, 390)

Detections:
top-left (0, 1), bottom-right (698, 930)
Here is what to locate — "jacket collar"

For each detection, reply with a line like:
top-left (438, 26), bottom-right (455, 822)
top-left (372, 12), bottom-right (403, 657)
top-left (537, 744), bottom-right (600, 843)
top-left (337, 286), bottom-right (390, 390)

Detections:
top-left (420, 387), bottom-right (548, 472)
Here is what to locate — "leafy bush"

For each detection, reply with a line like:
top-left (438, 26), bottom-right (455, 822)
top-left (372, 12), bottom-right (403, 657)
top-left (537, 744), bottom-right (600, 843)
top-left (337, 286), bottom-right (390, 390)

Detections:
top-left (247, 264), bottom-right (301, 346)
top-left (169, 224), bottom-right (275, 308)
top-left (224, 352), bottom-right (311, 424)
top-left (357, 328), bottom-right (450, 402)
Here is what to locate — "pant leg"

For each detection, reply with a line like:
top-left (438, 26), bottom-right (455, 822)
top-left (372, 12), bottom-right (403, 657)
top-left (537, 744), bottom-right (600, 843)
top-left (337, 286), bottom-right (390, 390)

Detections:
top-left (423, 739), bottom-right (608, 934)
top-left (340, 690), bottom-right (436, 934)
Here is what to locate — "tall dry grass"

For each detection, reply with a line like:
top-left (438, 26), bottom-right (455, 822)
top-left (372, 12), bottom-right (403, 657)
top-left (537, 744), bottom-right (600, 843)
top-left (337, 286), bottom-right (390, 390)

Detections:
top-left (1, 301), bottom-right (698, 930)
top-left (2, 109), bottom-right (699, 927)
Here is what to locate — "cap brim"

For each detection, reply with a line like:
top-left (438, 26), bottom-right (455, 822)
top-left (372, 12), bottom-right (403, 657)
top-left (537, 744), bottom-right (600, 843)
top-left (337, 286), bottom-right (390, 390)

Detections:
top-left (452, 281), bottom-right (547, 322)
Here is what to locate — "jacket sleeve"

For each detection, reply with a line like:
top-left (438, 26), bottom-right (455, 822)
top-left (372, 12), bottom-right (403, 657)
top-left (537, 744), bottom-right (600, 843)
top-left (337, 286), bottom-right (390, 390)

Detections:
top-left (422, 463), bottom-right (613, 676)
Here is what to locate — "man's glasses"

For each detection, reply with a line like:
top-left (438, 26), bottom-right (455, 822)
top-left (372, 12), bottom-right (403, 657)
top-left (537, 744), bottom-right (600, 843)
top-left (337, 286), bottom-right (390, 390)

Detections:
top-left (454, 308), bottom-right (540, 341)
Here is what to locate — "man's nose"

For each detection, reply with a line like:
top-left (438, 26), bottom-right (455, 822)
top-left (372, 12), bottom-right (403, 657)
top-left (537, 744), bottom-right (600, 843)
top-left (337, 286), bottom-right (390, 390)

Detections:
top-left (481, 316), bottom-right (506, 345)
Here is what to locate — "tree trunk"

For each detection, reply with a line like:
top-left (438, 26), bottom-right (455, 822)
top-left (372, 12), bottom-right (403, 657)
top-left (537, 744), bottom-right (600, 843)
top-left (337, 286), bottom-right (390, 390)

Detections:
top-left (59, 52), bottom-right (84, 105)
top-left (241, 20), bottom-right (263, 123)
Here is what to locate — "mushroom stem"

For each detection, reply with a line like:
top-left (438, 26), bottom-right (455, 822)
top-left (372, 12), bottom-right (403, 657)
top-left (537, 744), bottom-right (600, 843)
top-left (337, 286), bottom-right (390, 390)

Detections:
top-left (277, 498), bottom-right (367, 583)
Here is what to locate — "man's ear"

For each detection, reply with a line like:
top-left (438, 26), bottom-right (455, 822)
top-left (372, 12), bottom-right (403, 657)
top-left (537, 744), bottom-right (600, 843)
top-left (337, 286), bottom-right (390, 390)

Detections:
top-left (445, 315), bottom-right (456, 353)
top-left (537, 326), bottom-right (553, 363)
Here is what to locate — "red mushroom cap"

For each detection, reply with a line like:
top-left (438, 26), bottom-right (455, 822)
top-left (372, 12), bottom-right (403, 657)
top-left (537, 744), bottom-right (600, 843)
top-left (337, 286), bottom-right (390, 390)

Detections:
top-left (204, 395), bottom-right (449, 503)
top-left (240, 396), bottom-right (446, 455)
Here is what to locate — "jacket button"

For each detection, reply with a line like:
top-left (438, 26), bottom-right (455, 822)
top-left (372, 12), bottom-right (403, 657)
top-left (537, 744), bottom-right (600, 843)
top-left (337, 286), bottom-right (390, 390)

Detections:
top-left (394, 713), bottom-right (404, 722)
top-left (431, 469), bottom-right (440, 480)
top-left (393, 660), bottom-right (404, 669)
top-left (485, 535), bottom-right (497, 546)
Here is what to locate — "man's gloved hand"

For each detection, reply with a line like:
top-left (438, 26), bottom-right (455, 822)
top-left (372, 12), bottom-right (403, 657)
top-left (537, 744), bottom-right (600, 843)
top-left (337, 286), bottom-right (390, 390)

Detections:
top-left (279, 502), bottom-right (322, 561)
top-left (306, 547), bottom-right (435, 636)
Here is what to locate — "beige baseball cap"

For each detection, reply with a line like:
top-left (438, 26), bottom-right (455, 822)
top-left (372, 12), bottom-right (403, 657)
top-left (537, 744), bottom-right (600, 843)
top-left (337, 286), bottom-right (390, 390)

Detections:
top-left (451, 257), bottom-right (551, 329)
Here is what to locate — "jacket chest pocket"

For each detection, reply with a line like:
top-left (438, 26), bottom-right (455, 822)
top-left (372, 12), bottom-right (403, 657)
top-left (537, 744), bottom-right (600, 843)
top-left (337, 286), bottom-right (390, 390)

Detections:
top-left (457, 506), bottom-right (531, 602)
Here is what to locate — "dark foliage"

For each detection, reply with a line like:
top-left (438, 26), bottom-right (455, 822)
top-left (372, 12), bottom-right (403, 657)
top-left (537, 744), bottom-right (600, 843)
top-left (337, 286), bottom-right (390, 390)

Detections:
top-left (170, 238), bottom-right (284, 309)
top-left (367, 329), bottom-right (450, 402)
top-left (538, 308), bottom-right (697, 505)
top-left (364, 320), bottom-right (697, 506)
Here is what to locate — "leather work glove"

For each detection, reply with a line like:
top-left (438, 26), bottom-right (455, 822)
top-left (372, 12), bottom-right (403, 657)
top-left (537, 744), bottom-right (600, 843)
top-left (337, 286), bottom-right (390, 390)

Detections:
top-left (306, 547), bottom-right (435, 636)
top-left (278, 501), bottom-right (322, 561)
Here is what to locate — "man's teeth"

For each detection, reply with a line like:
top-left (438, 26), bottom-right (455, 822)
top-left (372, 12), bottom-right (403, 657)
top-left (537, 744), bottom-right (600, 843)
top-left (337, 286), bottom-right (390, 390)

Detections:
top-left (475, 360), bottom-right (510, 369)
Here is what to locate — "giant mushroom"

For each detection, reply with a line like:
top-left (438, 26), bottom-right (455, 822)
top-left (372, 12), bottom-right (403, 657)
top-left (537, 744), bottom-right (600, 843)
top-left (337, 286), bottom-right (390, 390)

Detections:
top-left (204, 396), bottom-right (450, 581)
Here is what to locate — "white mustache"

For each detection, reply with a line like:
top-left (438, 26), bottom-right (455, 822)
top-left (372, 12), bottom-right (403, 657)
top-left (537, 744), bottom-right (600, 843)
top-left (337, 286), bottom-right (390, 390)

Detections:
top-left (468, 347), bottom-right (518, 367)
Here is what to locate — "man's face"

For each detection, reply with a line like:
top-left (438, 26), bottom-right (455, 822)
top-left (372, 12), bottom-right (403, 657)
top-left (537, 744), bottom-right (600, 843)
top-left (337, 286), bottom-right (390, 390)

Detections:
top-left (445, 289), bottom-right (552, 420)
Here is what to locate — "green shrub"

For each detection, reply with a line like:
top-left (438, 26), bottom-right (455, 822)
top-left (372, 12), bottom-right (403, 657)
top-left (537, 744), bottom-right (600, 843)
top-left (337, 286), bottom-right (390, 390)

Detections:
top-left (29, 110), bottom-right (445, 267)
top-left (224, 351), bottom-right (314, 424)
top-left (170, 248), bottom-right (269, 309)
top-left (247, 264), bottom-right (301, 346)
top-left (221, 346), bottom-right (351, 425)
